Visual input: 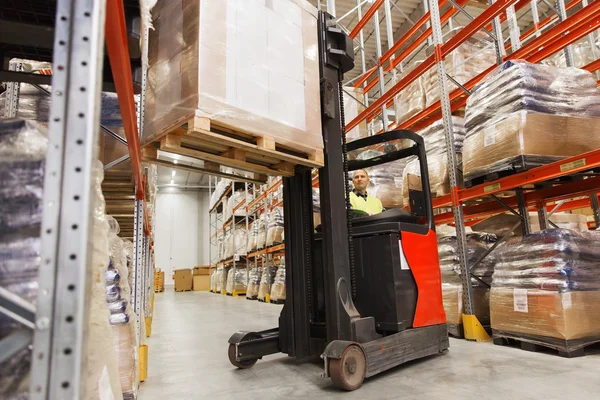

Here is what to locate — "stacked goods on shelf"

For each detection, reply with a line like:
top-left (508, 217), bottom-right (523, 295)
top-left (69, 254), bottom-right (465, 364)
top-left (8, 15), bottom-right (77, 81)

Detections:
top-left (247, 219), bottom-right (258, 253)
top-left (529, 212), bottom-right (588, 233)
top-left (462, 60), bottom-right (600, 183)
top-left (401, 117), bottom-right (466, 205)
top-left (0, 120), bottom-right (47, 397)
top-left (144, 0), bottom-right (323, 152)
top-left (225, 265), bottom-right (248, 295)
top-left (86, 161), bottom-right (125, 399)
top-left (224, 227), bottom-right (247, 260)
top-left (210, 179), bottom-right (231, 210)
top-left (224, 188), bottom-right (247, 221)
top-left (437, 226), bottom-right (497, 337)
top-left (258, 265), bottom-right (277, 301)
top-left (491, 229), bottom-right (600, 354)
top-left (256, 214), bottom-right (268, 250)
top-left (424, 29), bottom-right (496, 107)
top-left (246, 267), bottom-right (262, 299)
top-left (395, 61), bottom-right (426, 124)
top-left (145, 164), bottom-right (158, 239)
top-left (154, 268), bottom-right (165, 292)
top-left (107, 217), bottom-right (139, 398)
top-left (270, 259), bottom-right (287, 304)
top-left (213, 266), bottom-right (226, 293)
top-left (265, 207), bottom-right (284, 247)
top-left (546, 38), bottom-right (599, 68)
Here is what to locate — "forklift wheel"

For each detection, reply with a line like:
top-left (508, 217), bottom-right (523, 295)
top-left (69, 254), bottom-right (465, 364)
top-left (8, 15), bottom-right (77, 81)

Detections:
top-left (328, 345), bottom-right (366, 391)
top-left (228, 343), bottom-right (258, 369)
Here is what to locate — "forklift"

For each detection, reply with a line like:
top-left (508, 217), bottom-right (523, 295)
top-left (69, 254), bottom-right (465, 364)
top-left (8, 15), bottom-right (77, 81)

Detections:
top-left (227, 11), bottom-right (449, 391)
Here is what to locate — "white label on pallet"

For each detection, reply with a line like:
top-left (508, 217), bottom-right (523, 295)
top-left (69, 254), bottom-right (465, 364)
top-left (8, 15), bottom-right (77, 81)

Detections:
top-left (98, 366), bottom-right (115, 400)
top-left (483, 126), bottom-right (496, 147)
top-left (458, 287), bottom-right (463, 313)
top-left (513, 289), bottom-right (528, 313)
top-left (562, 292), bottom-right (572, 309)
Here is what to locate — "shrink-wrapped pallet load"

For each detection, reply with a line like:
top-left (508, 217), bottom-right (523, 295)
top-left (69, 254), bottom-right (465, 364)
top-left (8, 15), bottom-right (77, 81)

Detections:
top-left (265, 207), bottom-right (284, 247)
top-left (491, 229), bottom-right (600, 353)
top-left (145, 0), bottom-right (322, 155)
top-left (462, 61), bottom-right (600, 183)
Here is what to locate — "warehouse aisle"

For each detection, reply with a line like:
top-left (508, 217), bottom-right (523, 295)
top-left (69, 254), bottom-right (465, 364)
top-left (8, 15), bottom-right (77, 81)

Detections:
top-left (139, 290), bottom-right (600, 400)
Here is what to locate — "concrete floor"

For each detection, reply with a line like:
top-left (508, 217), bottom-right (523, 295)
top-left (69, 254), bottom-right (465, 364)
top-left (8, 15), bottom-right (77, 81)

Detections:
top-left (139, 289), bottom-right (600, 400)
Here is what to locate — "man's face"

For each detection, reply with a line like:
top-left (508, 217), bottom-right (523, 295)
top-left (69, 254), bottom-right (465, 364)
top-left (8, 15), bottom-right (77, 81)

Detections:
top-left (353, 170), bottom-right (370, 192)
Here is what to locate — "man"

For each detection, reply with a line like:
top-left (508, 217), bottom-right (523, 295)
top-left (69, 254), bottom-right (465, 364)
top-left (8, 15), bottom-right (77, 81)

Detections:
top-left (349, 169), bottom-right (383, 215)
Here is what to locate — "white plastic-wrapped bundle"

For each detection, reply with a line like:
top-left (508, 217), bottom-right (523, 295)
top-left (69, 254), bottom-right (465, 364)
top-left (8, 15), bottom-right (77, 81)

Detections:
top-left (270, 264), bottom-right (286, 302)
top-left (210, 179), bottom-right (231, 210)
top-left (85, 161), bottom-right (124, 400)
top-left (256, 214), bottom-right (268, 250)
top-left (265, 207), bottom-right (284, 247)
top-left (546, 39), bottom-right (599, 68)
top-left (0, 120), bottom-right (47, 398)
top-left (257, 266), bottom-right (276, 301)
top-left (214, 266), bottom-right (225, 292)
top-left (247, 220), bottom-right (258, 253)
top-left (246, 267), bottom-right (262, 299)
top-left (395, 61), bottom-right (427, 124)
top-left (463, 60), bottom-right (600, 182)
top-left (225, 266), bottom-right (248, 295)
top-left (107, 217), bottom-right (139, 398)
top-left (424, 28), bottom-right (496, 107)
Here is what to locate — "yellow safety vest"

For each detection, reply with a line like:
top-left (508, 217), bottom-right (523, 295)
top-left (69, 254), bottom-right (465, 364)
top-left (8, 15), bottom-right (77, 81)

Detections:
top-left (349, 191), bottom-right (383, 215)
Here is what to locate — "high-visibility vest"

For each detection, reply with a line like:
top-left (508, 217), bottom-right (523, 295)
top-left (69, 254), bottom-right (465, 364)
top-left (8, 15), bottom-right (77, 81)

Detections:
top-left (349, 191), bottom-right (383, 215)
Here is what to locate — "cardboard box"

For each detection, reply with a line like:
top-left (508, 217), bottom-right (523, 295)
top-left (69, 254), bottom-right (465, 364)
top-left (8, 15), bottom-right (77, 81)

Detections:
top-left (174, 269), bottom-right (193, 292)
top-left (463, 112), bottom-right (600, 180)
top-left (490, 288), bottom-right (600, 340)
top-left (193, 266), bottom-right (211, 276)
top-left (443, 284), bottom-right (490, 326)
top-left (193, 275), bottom-right (210, 291)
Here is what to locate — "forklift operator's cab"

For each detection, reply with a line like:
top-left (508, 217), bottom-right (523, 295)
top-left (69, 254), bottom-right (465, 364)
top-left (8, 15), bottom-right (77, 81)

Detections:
top-left (314, 130), bottom-right (446, 335)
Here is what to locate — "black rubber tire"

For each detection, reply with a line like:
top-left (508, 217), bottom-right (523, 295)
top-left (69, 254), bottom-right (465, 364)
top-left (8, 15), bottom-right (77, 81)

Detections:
top-left (228, 343), bottom-right (258, 369)
top-left (328, 345), bottom-right (366, 391)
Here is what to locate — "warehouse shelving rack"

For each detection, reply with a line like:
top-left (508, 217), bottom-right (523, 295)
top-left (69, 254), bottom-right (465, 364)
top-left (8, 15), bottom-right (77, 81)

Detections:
top-left (328, 0), bottom-right (600, 341)
top-left (0, 0), bottom-right (154, 397)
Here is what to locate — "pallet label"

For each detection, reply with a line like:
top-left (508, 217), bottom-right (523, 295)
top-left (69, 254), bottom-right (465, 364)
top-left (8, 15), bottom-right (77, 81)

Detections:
top-left (484, 183), bottom-right (501, 193)
top-left (560, 158), bottom-right (586, 172)
top-left (513, 289), bottom-right (528, 313)
top-left (483, 126), bottom-right (496, 147)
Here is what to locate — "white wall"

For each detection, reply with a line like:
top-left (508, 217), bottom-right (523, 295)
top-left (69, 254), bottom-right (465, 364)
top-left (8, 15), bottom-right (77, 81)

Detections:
top-left (155, 189), bottom-right (210, 285)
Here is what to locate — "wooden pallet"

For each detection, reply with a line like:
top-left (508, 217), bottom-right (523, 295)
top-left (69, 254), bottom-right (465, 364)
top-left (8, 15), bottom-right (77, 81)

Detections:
top-left (174, 289), bottom-right (192, 292)
top-left (246, 295), bottom-right (258, 301)
top-left (144, 115), bottom-right (324, 178)
top-left (153, 288), bottom-right (164, 293)
top-left (492, 330), bottom-right (600, 358)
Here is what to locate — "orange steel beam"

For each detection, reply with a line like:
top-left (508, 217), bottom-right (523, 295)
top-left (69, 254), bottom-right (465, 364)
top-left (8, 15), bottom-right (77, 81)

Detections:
top-left (346, 0), bottom-right (518, 132)
top-left (583, 58), bottom-right (600, 72)
top-left (349, 0), bottom-right (385, 39)
top-left (105, 0), bottom-right (144, 201)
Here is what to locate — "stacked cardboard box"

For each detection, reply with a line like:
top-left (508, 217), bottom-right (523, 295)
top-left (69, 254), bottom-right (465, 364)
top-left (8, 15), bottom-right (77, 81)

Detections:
top-left (174, 269), bottom-right (193, 292)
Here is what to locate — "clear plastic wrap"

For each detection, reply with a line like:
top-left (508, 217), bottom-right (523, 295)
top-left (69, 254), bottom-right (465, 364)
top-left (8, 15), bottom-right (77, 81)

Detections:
top-left (256, 214), bottom-right (268, 250)
top-left (224, 228), bottom-right (247, 260)
top-left (246, 267), bottom-right (262, 299)
top-left (270, 264), bottom-right (286, 302)
top-left (424, 29), bottom-right (496, 107)
top-left (401, 117), bottom-right (465, 203)
top-left (0, 120), bottom-right (47, 398)
top-left (344, 87), bottom-right (368, 142)
top-left (215, 266), bottom-right (226, 292)
top-left (394, 61), bottom-right (426, 124)
top-left (463, 61), bottom-right (600, 181)
top-left (210, 180), bottom-right (231, 210)
top-left (84, 161), bottom-right (124, 400)
top-left (545, 39), bottom-right (599, 69)
top-left (265, 207), bottom-right (284, 247)
top-left (225, 266), bottom-right (248, 295)
top-left (145, 0), bottom-right (323, 152)
top-left (247, 220), bottom-right (258, 253)
top-left (529, 212), bottom-right (588, 233)
top-left (257, 265), bottom-right (276, 301)
top-left (107, 217), bottom-right (139, 398)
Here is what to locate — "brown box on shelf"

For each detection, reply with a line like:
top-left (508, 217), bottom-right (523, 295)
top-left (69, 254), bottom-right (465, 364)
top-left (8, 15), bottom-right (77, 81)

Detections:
top-left (490, 288), bottom-right (600, 340)
top-left (443, 285), bottom-right (491, 326)
top-left (174, 269), bottom-right (193, 292)
top-left (193, 275), bottom-right (210, 291)
top-left (193, 266), bottom-right (211, 276)
top-left (463, 112), bottom-right (600, 178)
